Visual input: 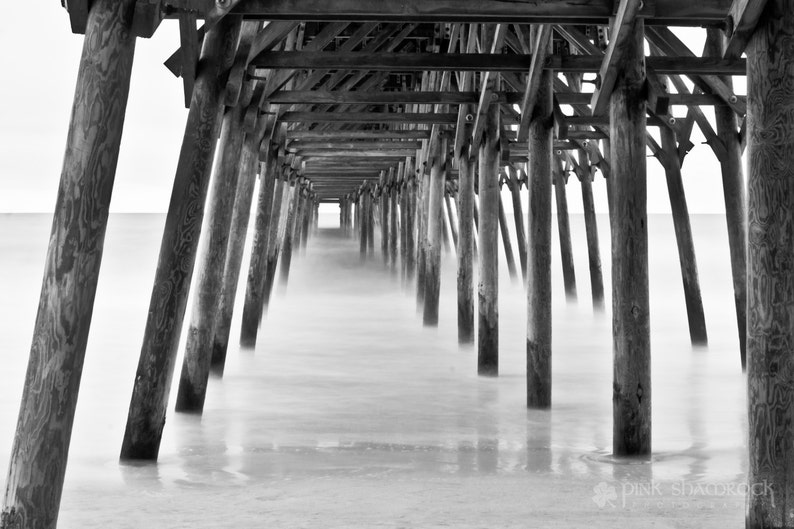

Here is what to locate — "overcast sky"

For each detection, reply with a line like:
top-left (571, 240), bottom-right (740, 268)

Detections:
top-left (0, 7), bottom-right (740, 214)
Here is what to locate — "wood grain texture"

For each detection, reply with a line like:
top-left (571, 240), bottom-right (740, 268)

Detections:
top-left (526, 65), bottom-right (553, 409)
top-left (1, 0), bottom-right (136, 524)
top-left (478, 103), bottom-right (500, 376)
top-left (120, 15), bottom-right (242, 460)
top-left (176, 101), bottom-right (246, 413)
top-left (405, 162), bottom-right (417, 281)
top-left (457, 156), bottom-right (476, 344)
top-left (211, 130), bottom-right (261, 374)
top-left (746, 2), bottom-right (794, 526)
top-left (554, 164), bottom-right (577, 299)
top-left (423, 137), bottom-right (447, 327)
top-left (610, 19), bottom-right (650, 457)
top-left (380, 171), bottom-right (390, 265)
top-left (578, 155), bottom-right (605, 310)
top-left (706, 28), bottom-right (748, 370)
top-left (498, 193), bottom-right (518, 282)
top-left (416, 171), bottom-right (429, 307)
top-left (240, 148), bottom-right (278, 347)
top-left (278, 181), bottom-right (301, 287)
top-left (659, 127), bottom-right (708, 346)
top-left (507, 168), bottom-right (528, 281)
top-left (390, 178), bottom-right (400, 272)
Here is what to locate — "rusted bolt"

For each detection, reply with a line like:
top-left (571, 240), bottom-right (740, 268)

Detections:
top-left (216, 0), bottom-right (231, 6)
top-left (465, 114), bottom-right (474, 122)
top-left (668, 116), bottom-right (676, 125)
top-left (729, 95), bottom-right (738, 104)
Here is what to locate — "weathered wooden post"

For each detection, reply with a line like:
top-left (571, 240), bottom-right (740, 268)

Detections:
top-left (2, 0), bottom-right (136, 523)
top-left (609, 18), bottom-right (650, 456)
top-left (497, 192), bottom-right (518, 282)
top-left (706, 29), bottom-right (748, 369)
top-left (389, 170), bottom-right (399, 271)
top-left (445, 192), bottom-right (459, 250)
top-left (175, 95), bottom-right (247, 413)
top-left (478, 103), bottom-right (500, 375)
top-left (379, 170), bottom-right (389, 265)
top-left (278, 179), bottom-right (301, 287)
top-left (576, 150), bottom-right (605, 309)
top-left (366, 186), bottom-right (375, 256)
top-left (399, 166), bottom-right (409, 279)
top-left (416, 167), bottom-right (429, 306)
top-left (211, 125), bottom-right (263, 373)
top-left (554, 159), bottom-right (577, 300)
top-left (405, 161), bottom-right (417, 280)
top-left (746, 2), bottom-right (794, 525)
top-left (121, 15), bottom-right (241, 459)
top-left (526, 33), bottom-right (553, 408)
top-left (239, 143), bottom-right (278, 347)
top-left (507, 166), bottom-right (528, 281)
top-left (457, 156), bottom-right (475, 344)
top-left (423, 135), bottom-right (447, 326)
top-left (658, 126), bottom-right (708, 345)
top-left (359, 188), bottom-right (368, 258)
top-left (260, 175), bottom-right (289, 309)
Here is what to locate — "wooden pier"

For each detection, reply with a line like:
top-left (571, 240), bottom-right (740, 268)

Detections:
top-left (1, 1), bottom-right (785, 527)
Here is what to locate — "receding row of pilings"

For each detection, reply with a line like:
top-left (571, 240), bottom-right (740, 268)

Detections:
top-left (0, 2), bottom-right (788, 528)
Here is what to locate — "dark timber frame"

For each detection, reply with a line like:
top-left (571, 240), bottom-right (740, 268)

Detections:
top-left (7, 1), bottom-right (785, 526)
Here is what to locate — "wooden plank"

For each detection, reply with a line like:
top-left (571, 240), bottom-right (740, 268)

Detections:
top-left (724, 0), bottom-right (769, 59)
top-left (517, 24), bottom-right (553, 141)
top-left (590, 0), bottom-right (644, 115)
top-left (251, 51), bottom-right (747, 75)
top-left (281, 112), bottom-right (463, 124)
top-left (287, 130), bottom-right (430, 140)
top-left (132, 0), bottom-right (164, 38)
top-left (227, 0), bottom-right (730, 25)
top-left (64, 0), bottom-right (90, 34)
top-left (286, 141), bottom-right (424, 150)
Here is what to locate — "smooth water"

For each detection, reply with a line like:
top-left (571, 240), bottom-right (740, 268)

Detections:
top-left (0, 212), bottom-right (746, 527)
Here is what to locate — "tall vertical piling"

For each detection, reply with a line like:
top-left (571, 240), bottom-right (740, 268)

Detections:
top-left (478, 103), bottom-right (500, 375)
top-left (423, 135), bottom-right (447, 326)
top-left (507, 167), bottom-right (528, 281)
top-left (2, 0), bottom-right (137, 523)
top-left (526, 36), bottom-right (553, 408)
top-left (497, 193), bottom-right (518, 282)
top-left (457, 155), bottom-right (476, 345)
top-left (577, 150), bottom-right (605, 309)
top-left (389, 169), bottom-right (399, 271)
top-left (121, 15), bottom-right (241, 459)
top-left (610, 20), bottom-right (650, 456)
top-left (746, 2), bottom-right (794, 526)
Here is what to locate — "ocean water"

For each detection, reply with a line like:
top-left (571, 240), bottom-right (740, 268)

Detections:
top-left (0, 211), bottom-right (746, 528)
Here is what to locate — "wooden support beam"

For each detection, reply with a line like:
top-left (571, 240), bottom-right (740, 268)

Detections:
top-left (228, 0), bottom-right (731, 25)
top-left (577, 154), bottom-right (605, 309)
top-left (498, 192), bottom-right (518, 281)
top-left (1, 1), bottom-right (135, 524)
top-left (63, 0), bottom-right (90, 34)
top-left (280, 112), bottom-right (464, 124)
top-left (658, 126), bottom-right (708, 346)
top-left (120, 14), bottom-right (241, 461)
top-left (178, 10), bottom-right (199, 108)
top-left (517, 24), bottom-right (552, 141)
top-left (390, 171), bottom-right (400, 271)
top-left (507, 167), bottom-right (528, 281)
top-left (553, 161), bottom-right (577, 299)
top-left (379, 171), bottom-right (390, 265)
top-left (405, 160), bottom-right (417, 281)
top-left (211, 125), bottom-right (262, 373)
top-left (251, 51), bottom-right (747, 75)
top-left (724, 0), bottom-right (768, 59)
top-left (610, 19), bottom-right (650, 457)
top-left (590, 0), bottom-right (644, 115)
top-left (278, 181), bottom-right (301, 288)
top-left (287, 130), bottom-right (430, 141)
top-left (478, 102), bottom-right (500, 375)
top-left (746, 3), bottom-right (794, 526)
top-left (175, 96), bottom-right (247, 413)
top-left (424, 136), bottom-right (447, 326)
top-left (646, 26), bottom-right (747, 115)
top-left (526, 40), bottom-right (553, 408)
top-left (471, 24), bottom-right (507, 150)
top-left (240, 144), bottom-right (279, 346)
top-left (706, 28), bottom-right (748, 369)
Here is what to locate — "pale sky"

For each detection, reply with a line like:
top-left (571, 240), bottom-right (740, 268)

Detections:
top-left (0, 7), bottom-right (740, 214)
